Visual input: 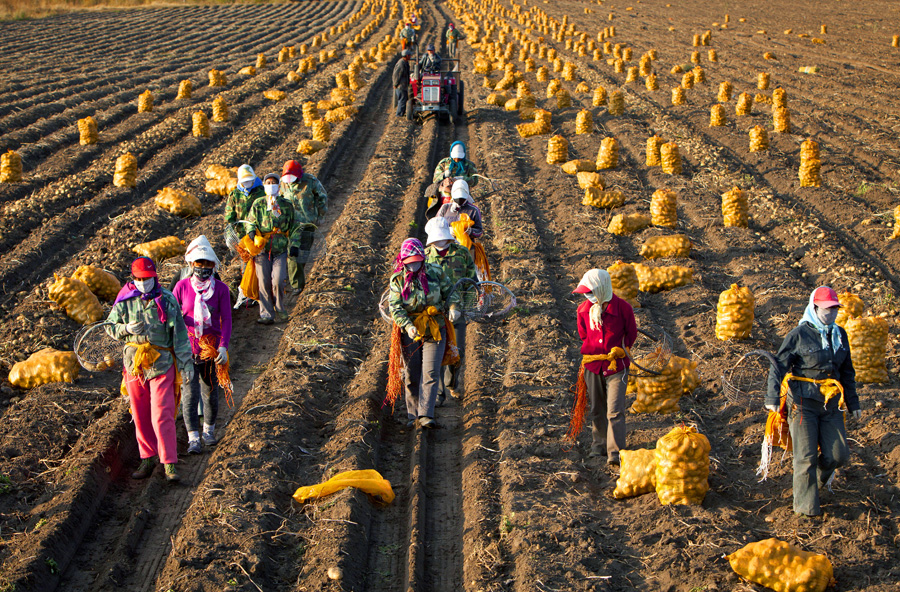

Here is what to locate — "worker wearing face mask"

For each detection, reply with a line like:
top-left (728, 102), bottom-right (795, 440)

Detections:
top-left (173, 236), bottom-right (232, 454)
top-left (388, 238), bottom-right (460, 429)
top-left (279, 160), bottom-right (327, 294)
top-left (107, 257), bottom-right (193, 482)
top-left (766, 286), bottom-right (861, 517)
top-left (424, 175), bottom-right (455, 220)
top-left (424, 217), bottom-right (476, 405)
top-left (225, 164), bottom-right (264, 232)
top-left (247, 173), bottom-right (301, 324)
top-left (436, 179), bottom-right (483, 239)
top-left (432, 141), bottom-right (478, 187)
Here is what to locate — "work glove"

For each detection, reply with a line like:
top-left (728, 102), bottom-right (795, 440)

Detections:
top-left (405, 324), bottom-right (419, 340)
top-left (125, 320), bottom-right (146, 335)
top-left (181, 363), bottom-right (195, 384)
top-left (289, 246), bottom-right (300, 258)
top-left (247, 230), bottom-right (256, 241)
top-left (764, 404), bottom-right (779, 413)
top-left (851, 409), bottom-right (862, 420)
top-left (215, 347), bottom-right (228, 365)
top-left (448, 307), bottom-right (461, 322)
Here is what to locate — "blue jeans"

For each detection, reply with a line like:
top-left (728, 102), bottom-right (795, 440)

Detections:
top-left (789, 397), bottom-right (849, 515)
top-left (395, 87), bottom-right (408, 116)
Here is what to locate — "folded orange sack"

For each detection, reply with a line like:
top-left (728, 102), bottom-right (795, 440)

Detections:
top-left (293, 469), bottom-right (395, 504)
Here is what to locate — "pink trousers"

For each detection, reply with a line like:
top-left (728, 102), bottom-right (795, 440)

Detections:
top-left (125, 365), bottom-right (178, 464)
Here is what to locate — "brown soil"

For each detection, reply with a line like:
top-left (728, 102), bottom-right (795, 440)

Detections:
top-left (1, 0), bottom-right (900, 591)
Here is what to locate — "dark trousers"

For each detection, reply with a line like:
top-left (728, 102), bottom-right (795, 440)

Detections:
top-left (395, 87), bottom-right (408, 116)
top-left (586, 369), bottom-right (627, 458)
top-left (181, 356), bottom-right (219, 432)
top-left (789, 398), bottom-right (849, 515)
top-left (287, 228), bottom-right (316, 290)
top-left (441, 320), bottom-right (466, 396)
top-left (401, 327), bottom-right (446, 421)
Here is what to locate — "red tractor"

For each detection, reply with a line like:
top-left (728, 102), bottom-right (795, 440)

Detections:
top-left (405, 45), bottom-right (464, 125)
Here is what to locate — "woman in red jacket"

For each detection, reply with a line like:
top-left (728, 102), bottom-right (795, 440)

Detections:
top-left (574, 269), bottom-right (637, 464)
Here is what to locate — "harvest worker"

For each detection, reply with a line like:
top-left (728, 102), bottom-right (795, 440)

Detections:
top-left (424, 217), bottom-right (477, 405)
top-left (399, 22), bottom-right (417, 50)
top-left (392, 49), bottom-right (412, 117)
top-left (437, 179), bottom-right (483, 239)
top-left (446, 23), bottom-right (460, 58)
top-left (225, 164), bottom-right (264, 232)
top-left (571, 269), bottom-right (636, 465)
top-left (424, 175), bottom-right (454, 220)
top-left (432, 141), bottom-right (478, 187)
top-left (173, 236), bottom-right (232, 454)
top-left (248, 173), bottom-right (302, 324)
top-left (766, 286), bottom-right (861, 517)
top-left (108, 257), bottom-right (193, 482)
top-left (387, 238), bottom-right (461, 429)
top-left (419, 43), bottom-right (442, 75)
top-left (280, 160), bottom-right (327, 294)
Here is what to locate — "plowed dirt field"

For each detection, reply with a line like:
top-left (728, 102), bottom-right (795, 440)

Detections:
top-left (1, 0), bottom-right (899, 591)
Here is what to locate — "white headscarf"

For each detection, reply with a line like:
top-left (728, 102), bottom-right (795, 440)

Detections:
top-left (450, 179), bottom-right (474, 211)
top-left (577, 269), bottom-right (613, 331)
top-left (184, 235), bottom-right (219, 336)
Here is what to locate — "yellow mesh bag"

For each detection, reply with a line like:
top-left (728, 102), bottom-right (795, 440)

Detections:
top-left (671, 87), bottom-right (685, 105)
top-left (749, 126), bottom-right (769, 152)
top-left (660, 142), bottom-right (682, 174)
top-left (78, 116), bottom-right (98, 145)
top-left (155, 187), bottom-right (202, 217)
top-left (576, 171), bottom-right (604, 189)
top-left (48, 275), bottom-right (103, 325)
top-left (773, 107), bottom-right (791, 133)
top-left (583, 188), bottom-right (624, 209)
top-left (133, 236), bottom-right (186, 262)
top-left (632, 359), bottom-right (682, 414)
top-left (212, 96), bottom-right (229, 122)
top-left (607, 260), bottom-right (639, 307)
top-left (298, 140), bottom-right (328, 155)
top-left (113, 152), bottom-right (137, 188)
top-left (192, 111), bottom-right (209, 138)
top-left (547, 135), bottom-right (568, 164)
top-left (592, 85), bottom-right (608, 106)
top-left (596, 137), bottom-right (619, 169)
top-left (177, 80), bottom-right (192, 99)
top-left (710, 104), bottom-right (727, 126)
top-left (208, 69), bottom-right (227, 87)
top-left (325, 105), bottom-right (358, 123)
top-left (293, 469), bottom-right (395, 505)
top-left (670, 355), bottom-right (700, 394)
top-left (9, 348), bottom-right (80, 389)
top-left (137, 90), bottom-right (153, 113)
top-left (717, 81), bottom-right (732, 102)
top-left (608, 90), bottom-right (624, 115)
top-left (757, 72), bottom-right (770, 90)
top-left (555, 88), bottom-right (572, 109)
top-left (735, 92), bottom-right (752, 116)
top-left (715, 284), bottom-right (754, 340)
top-left (608, 213), bottom-right (651, 235)
top-left (654, 425), bottom-right (710, 505)
top-left (773, 87), bottom-right (787, 107)
top-left (650, 188), bottom-right (676, 227)
top-left (0, 150), bottom-right (23, 183)
top-left (312, 120), bottom-right (331, 142)
top-left (722, 187), bottom-right (749, 227)
top-left (575, 109), bottom-right (593, 134)
top-left (205, 178), bottom-right (236, 196)
top-left (639, 234), bottom-right (691, 259)
top-left (561, 159), bottom-right (594, 175)
top-left (72, 265), bottom-right (121, 301)
top-left (799, 139), bottom-right (822, 187)
top-left (835, 291), bottom-right (864, 327)
top-left (612, 449), bottom-right (657, 499)
top-left (844, 317), bottom-right (889, 383)
top-left (633, 264), bottom-right (693, 292)
top-left (645, 73), bottom-right (659, 91)
top-left (263, 90), bottom-right (287, 102)
top-left (727, 539), bottom-right (835, 592)
top-left (239, 66), bottom-right (256, 76)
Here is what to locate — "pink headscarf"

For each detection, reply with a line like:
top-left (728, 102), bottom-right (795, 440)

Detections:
top-left (394, 238), bottom-right (428, 300)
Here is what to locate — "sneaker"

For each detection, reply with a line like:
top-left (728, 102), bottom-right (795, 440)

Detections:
top-left (164, 463), bottom-right (180, 482)
top-left (436, 394), bottom-right (446, 408)
top-left (607, 455), bottom-right (620, 466)
top-left (418, 417), bottom-right (440, 429)
top-left (257, 317), bottom-right (274, 325)
top-left (187, 440), bottom-right (202, 455)
top-left (201, 431), bottom-right (217, 447)
top-left (276, 312), bottom-right (289, 324)
top-left (131, 458), bottom-right (156, 479)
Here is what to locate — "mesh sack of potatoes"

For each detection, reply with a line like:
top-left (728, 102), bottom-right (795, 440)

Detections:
top-left (691, 51), bottom-right (701, 64)
top-left (757, 72), bottom-right (770, 90)
top-left (575, 81), bottom-right (590, 93)
top-left (325, 106), bottom-right (358, 123)
top-left (561, 159), bottom-right (595, 175)
top-left (133, 236), bottom-right (186, 262)
top-left (773, 107), bottom-right (791, 133)
top-left (681, 72), bottom-right (694, 89)
top-left (137, 90), bottom-right (153, 113)
top-left (555, 89), bottom-right (572, 109)
top-left (645, 73), bottom-right (659, 91)
top-left (608, 90), bottom-right (624, 115)
top-left (547, 135), bottom-right (568, 164)
top-left (639, 234), bottom-right (691, 259)
top-left (717, 81), bottom-right (732, 103)
top-left (212, 96), bottom-right (229, 122)
top-left (755, 93), bottom-right (772, 105)
top-left (592, 85), bottom-right (608, 106)
top-left (612, 449), bottom-right (657, 499)
top-left (596, 137), bottom-right (619, 169)
top-left (609, 213), bottom-right (651, 235)
top-left (545, 79), bottom-right (561, 98)
top-left (48, 274), bottom-right (103, 325)
top-left (263, 90), bottom-right (286, 102)
top-left (835, 291), bottom-right (864, 327)
top-left (715, 284), bottom-right (754, 340)
top-left (577, 171), bottom-right (605, 189)
top-left (671, 87), bottom-right (685, 105)
top-left (297, 140), bottom-right (328, 155)
top-left (633, 263), bottom-right (693, 292)
top-left (205, 164), bottom-right (233, 180)
top-left (650, 188), bottom-right (677, 227)
top-left (177, 80), bottom-right (192, 99)
top-left (749, 126), bottom-right (769, 152)
top-left (78, 116), bottom-right (98, 145)
top-left (660, 142), bottom-right (682, 175)
top-left (708, 49), bottom-right (718, 62)
top-left (504, 98), bottom-right (522, 111)
top-left (331, 87), bottom-right (354, 103)
top-left (205, 178), bottom-right (236, 196)
top-left (726, 539), bottom-right (835, 592)
top-left (302, 102), bottom-right (319, 125)
top-left (710, 104), bottom-right (727, 126)
top-left (312, 120), bottom-right (331, 142)
top-left (208, 69), bottom-right (226, 87)
top-left (575, 109), bottom-right (593, 134)
top-left (0, 150), bottom-right (23, 183)
top-left (256, 53), bottom-right (266, 69)
top-left (486, 91), bottom-right (511, 106)
top-left (721, 186), bottom-right (749, 227)
top-left (670, 355), bottom-right (700, 394)
top-left (735, 92), bottom-right (752, 116)
top-left (519, 107), bottom-right (537, 120)
top-left (8, 348), bottom-right (80, 389)
top-left (632, 359), bottom-right (682, 414)
top-left (113, 152), bottom-right (137, 188)
top-left (625, 67), bottom-right (639, 83)
top-left (607, 260), bottom-right (639, 307)
top-left (192, 111), bottom-right (209, 138)
top-left (286, 70), bottom-right (300, 83)
top-left (772, 87), bottom-right (787, 108)
top-left (72, 265), bottom-right (120, 301)
top-left (155, 187), bottom-right (202, 217)
top-left (654, 425), bottom-right (710, 505)
top-left (844, 316), bottom-right (889, 383)
top-left (239, 66), bottom-right (256, 76)
top-left (583, 188), bottom-right (624, 209)
top-left (799, 139), bottom-right (822, 187)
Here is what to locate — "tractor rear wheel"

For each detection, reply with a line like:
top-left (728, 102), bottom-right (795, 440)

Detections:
top-left (449, 98), bottom-right (459, 125)
top-left (457, 81), bottom-right (465, 117)
top-left (406, 96), bottom-right (415, 121)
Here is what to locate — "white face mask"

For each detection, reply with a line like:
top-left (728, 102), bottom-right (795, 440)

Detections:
top-left (815, 305), bottom-right (839, 326)
top-left (585, 293), bottom-right (598, 304)
top-left (264, 184), bottom-right (279, 196)
top-left (241, 180), bottom-right (254, 190)
top-left (282, 174), bottom-right (297, 184)
top-left (433, 240), bottom-right (451, 250)
top-left (134, 278), bottom-right (155, 294)
top-left (405, 262), bottom-right (423, 272)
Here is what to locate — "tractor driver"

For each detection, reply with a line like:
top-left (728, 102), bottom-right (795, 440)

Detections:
top-left (419, 43), bottom-right (442, 75)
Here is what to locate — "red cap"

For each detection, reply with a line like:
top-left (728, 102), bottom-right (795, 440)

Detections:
top-left (812, 286), bottom-right (841, 308)
top-left (131, 257), bottom-right (157, 278)
top-left (402, 254), bottom-right (424, 263)
top-left (282, 160), bottom-right (303, 178)
top-left (573, 284), bottom-right (592, 294)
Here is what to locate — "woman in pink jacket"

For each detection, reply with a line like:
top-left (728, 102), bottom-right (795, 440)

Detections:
top-left (173, 236), bottom-right (232, 454)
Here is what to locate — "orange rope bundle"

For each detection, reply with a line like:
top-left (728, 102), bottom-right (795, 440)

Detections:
top-left (472, 241), bottom-right (491, 282)
top-left (198, 333), bottom-right (234, 408)
top-left (566, 348), bottom-right (627, 441)
top-left (385, 323), bottom-right (404, 410)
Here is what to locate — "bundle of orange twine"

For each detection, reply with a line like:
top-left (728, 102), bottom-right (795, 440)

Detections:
top-left (385, 324), bottom-right (404, 410)
top-left (198, 333), bottom-right (234, 407)
top-left (565, 347), bottom-right (627, 441)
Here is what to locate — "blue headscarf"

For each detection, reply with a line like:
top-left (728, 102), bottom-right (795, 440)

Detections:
top-left (448, 141), bottom-right (468, 177)
top-left (800, 287), bottom-right (842, 352)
